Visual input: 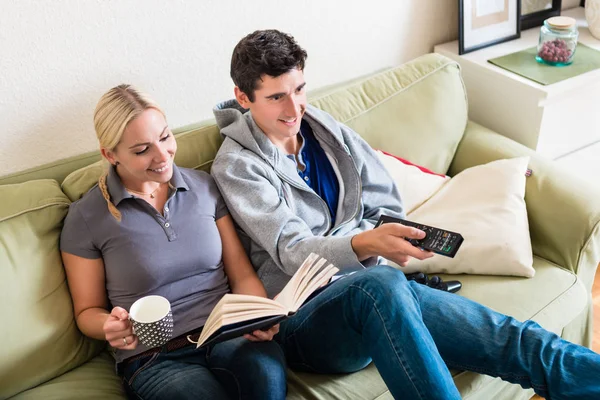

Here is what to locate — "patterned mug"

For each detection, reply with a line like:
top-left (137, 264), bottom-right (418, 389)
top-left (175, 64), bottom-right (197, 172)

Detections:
top-left (129, 295), bottom-right (174, 348)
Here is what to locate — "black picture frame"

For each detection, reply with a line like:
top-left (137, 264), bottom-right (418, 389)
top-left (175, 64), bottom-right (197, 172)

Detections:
top-left (520, 0), bottom-right (562, 30)
top-left (459, 0), bottom-right (522, 55)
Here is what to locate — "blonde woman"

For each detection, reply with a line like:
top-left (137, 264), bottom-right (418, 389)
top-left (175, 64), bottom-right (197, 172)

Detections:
top-left (60, 85), bottom-right (286, 400)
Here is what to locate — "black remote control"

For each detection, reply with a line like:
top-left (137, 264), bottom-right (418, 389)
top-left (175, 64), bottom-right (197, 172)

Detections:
top-left (375, 216), bottom-right (464, 258)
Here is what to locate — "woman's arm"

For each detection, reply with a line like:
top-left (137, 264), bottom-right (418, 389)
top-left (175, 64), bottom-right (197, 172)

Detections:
top-left (216, 215), bottom-right (267, 297)
top-left (61, 251), bottom-right (138, 350)
top-left (216, 215), bottom-right (278, 341)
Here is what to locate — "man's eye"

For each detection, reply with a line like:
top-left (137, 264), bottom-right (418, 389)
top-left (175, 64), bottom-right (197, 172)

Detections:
top-left (135, 147), bottom-right (149, 155)
top-left (271, 95), bottom-right (282, 101)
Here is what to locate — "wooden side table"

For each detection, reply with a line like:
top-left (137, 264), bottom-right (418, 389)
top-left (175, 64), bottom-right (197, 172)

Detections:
top-left (434, 7), bottom-right (600, 160)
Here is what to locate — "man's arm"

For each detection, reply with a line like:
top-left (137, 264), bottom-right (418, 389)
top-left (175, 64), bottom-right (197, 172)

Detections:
top-left (336, 123), bottom-right (434, 265)
top-left (338, 122), bottom-right (406, 232)
top-left (212, 152), bottom-right (364, 276)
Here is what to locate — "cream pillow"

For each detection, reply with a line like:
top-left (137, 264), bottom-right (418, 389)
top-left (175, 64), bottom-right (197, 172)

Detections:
top-left (376, 151), bottom-right (450, 214)
top-left (387, 156), bottom-right (535, 278)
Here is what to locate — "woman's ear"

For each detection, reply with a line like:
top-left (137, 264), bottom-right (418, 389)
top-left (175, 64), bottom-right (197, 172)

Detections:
top-left (234, 87), bottom-right (252, 109)
top-left (101, 148), bottom-right (118, 166)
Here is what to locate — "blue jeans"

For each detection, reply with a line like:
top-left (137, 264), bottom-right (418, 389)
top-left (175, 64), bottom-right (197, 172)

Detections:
top-left (120, 337), bottom-right (286, 400)
top-left (276, 266), bottom-right (600, 399)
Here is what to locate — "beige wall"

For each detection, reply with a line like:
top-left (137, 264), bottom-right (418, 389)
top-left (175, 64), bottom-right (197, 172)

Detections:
top-left (0, 0), bottom-right (580, 175)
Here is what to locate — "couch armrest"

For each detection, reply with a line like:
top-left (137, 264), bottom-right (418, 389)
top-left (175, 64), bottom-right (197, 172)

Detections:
top-left (449, 121), bottom-right (600, 291)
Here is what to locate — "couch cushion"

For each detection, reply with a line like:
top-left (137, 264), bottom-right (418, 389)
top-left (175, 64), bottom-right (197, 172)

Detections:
top-left (310, 53), bottom-right (468, 175)
top-left (376, 150), bottom-right (450, 214)
top-left (61, 123), bottom-right (223, 201)
top-left (0, 180), bottom-right (104, 398)
top-left (402, 157), bottom-right (535, 278)
top-left (286, 256), bottom-right (586, 399)
top-left (10, 352), bottom-right (125, 400)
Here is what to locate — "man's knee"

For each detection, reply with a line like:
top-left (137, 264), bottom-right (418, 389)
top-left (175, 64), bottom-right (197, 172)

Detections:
top-left (360, 265), bottom-right (409, 291)
top-left (346, 266), bottom-right (414, 308)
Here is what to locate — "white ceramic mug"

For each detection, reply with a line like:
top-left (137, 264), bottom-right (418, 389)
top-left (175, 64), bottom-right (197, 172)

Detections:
top-left (129, 295), bottom-right (174, 348)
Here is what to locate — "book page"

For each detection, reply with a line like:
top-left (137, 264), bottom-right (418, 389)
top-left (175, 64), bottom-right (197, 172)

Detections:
top-left (292, 263), bottom-right (338, 310)
top-left (274, 253), bottom-right (320, 309)
top-left (275, 253), bottom-right (339, 311)
top-left (195, 294), bottom-right (287, 347)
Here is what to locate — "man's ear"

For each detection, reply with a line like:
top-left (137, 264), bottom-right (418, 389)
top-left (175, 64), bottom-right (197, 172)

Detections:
top-left (234, 87), bottom-right (252, 109)
top-left (101, 148), bottom-right (118, 166)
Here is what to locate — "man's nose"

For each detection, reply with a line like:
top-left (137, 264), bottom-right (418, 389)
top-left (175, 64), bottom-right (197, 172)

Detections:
top-left (284, 95), bottom-right (301, 117)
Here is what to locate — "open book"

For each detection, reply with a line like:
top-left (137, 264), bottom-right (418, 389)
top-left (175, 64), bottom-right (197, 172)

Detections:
top-left (189, 253), bottom-right (339, 348)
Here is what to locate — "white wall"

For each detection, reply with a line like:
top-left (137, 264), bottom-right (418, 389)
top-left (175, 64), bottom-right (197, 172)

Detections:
top-left (0, 0), bottom-right (578, 176)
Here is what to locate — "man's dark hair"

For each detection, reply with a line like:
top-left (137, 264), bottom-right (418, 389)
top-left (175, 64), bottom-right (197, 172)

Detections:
top-left (231, 30), bottom-right (307, 102)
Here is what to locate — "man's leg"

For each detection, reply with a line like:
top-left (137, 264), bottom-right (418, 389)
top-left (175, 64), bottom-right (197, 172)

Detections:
top-left (409, 280), bottom-right (600, 399)
top-left (276, 266), bottom-right (462, 400)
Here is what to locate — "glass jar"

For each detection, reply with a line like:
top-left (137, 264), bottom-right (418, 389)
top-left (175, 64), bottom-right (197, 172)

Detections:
top-left (536, 16), bottom-right (579, 66)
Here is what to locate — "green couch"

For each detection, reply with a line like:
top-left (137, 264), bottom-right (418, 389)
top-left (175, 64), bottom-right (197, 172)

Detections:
top-left (1, 53), bottom-right (598, 400)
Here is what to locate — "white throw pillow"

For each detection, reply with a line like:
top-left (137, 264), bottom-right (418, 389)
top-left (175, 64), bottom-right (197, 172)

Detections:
top-left (387, 156), bottom-right (535, 278)
top-left (376, 150), bottom-right (450, 214)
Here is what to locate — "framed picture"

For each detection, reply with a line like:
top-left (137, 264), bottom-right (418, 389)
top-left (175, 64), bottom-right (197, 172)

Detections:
top-left (459, 0), bottom-right (521, 55)
top-left (521, 0), bottom-right (562, 30)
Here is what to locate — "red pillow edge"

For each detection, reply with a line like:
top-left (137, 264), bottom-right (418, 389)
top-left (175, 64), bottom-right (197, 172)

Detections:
top-left (378, 150), bottom-right (446, 178)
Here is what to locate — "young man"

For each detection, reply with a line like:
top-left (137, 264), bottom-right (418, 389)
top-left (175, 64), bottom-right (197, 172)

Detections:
top-left (211, 29), bottom-right (600, 399)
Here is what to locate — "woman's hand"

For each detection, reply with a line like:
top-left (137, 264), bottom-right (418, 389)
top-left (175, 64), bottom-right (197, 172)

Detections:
top-left (104, 306), bottom-right (138, 350)
top-left (243, 324), bottom-right (280, 342)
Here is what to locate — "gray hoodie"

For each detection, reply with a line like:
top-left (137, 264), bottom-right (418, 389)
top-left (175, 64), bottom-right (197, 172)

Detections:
top-left (212, 99), bottom-right (405, 297)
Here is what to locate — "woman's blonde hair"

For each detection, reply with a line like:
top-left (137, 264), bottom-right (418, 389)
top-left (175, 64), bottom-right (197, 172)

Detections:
top-left (94, 84), bottom-right (165, 221)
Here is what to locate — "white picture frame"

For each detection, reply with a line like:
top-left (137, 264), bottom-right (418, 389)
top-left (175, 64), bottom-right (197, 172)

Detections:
top-left (459, 0), bottom-right (521, 55)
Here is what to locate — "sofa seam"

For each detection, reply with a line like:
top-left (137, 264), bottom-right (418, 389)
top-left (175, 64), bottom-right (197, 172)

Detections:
top-left (61, 162), bottom-right (104, 188)
top-left (0, 200), bottom-right (70, 224)
top-left (575, 219), bottom-right (600, 277)
top-left (337, 61), bottom-right (460, 125)
top-left (308, 66), bottom-right (397, 104)
top-left (372, 390), bottom-right (392, 400)
top-left (528, 274), bottom-right (583, 323)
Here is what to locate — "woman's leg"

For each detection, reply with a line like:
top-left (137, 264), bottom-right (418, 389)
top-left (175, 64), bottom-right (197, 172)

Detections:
top-left (276, 266), bottom-right (461, 400)
top-left (409, 280), bottom-right (600, 399)
top-left (208, 337), bottom-right (287, 400)
top-left (121, 347), bottom-right (229, 400)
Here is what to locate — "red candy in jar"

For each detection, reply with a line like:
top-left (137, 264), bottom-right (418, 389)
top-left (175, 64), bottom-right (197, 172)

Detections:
top-left (536, 16), bottom-right (579, 66)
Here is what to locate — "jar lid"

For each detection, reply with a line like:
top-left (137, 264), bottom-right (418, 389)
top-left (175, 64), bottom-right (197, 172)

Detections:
top-left (545, 16), bottom-right (577, 30)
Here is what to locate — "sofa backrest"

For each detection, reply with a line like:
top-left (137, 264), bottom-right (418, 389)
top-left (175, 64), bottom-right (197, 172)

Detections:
top-left (0, 180), bottom-right (105, 398)
top-left (311, 53), bottom-right (467, 174)
top-left (57, 53), bottom-right (467, 201)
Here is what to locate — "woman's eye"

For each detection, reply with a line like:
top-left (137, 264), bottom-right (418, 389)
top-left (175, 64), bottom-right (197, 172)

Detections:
top-left (160, 134), bottom-right (170, 142)
top-left (135, 147), bottom-right (149, 155)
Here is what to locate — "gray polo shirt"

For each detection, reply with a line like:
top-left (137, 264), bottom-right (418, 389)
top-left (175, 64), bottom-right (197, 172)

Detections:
top-left (60, 164), bottom-right (230, 363)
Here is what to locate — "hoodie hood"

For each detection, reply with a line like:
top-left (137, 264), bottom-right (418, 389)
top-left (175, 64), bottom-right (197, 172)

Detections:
top-left (213, 99), bottom-right (350, 166)
top-left (213, 99), bottom-right (281, 169)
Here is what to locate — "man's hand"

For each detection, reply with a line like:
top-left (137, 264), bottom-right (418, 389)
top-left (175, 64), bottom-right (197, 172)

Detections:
top-left (351, 223), bottom-right (434, 266)
top-left (243, 324), bottom-right (280, 342)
